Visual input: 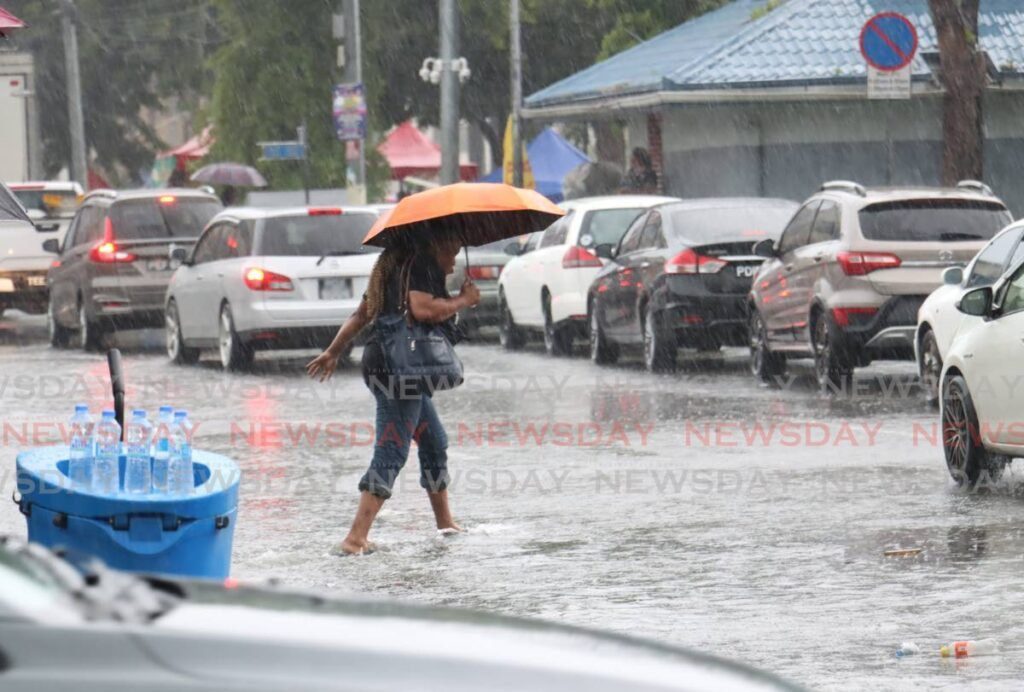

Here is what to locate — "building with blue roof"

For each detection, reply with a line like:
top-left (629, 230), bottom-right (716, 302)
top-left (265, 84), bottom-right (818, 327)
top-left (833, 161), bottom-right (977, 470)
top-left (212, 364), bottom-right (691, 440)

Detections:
top-left (524, 0), bottom-right (1024, 213)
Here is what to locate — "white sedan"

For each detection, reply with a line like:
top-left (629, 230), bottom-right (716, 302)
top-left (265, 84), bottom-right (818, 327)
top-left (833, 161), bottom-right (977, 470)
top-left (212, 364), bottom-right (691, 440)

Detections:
top-left (165, 206), bottom-right (380, 370)
top-left (916, 220), bottom-right (1024, 404)
top-left (940, 257), bottom-right (1024, 487)
top-left (497, 195), bottom-right (677, 355)
top-left (0, 537), bottom-right (799, 692)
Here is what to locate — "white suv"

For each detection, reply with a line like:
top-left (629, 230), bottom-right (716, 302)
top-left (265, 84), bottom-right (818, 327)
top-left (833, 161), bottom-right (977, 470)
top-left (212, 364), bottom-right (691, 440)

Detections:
top-left (940, 257), bottom-right (1024, 486)
top-left (497, 194), bottom-right (676, 354)
top-left (0, 182), bottom-right (59, 318)
top-left (165, 205), bottom-right (380, 370)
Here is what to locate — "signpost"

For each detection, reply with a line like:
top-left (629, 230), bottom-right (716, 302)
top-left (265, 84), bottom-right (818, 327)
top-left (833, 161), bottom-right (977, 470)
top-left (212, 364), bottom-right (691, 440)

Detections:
top-left (860, 12), bottom-right (918, 100)
top-left (258, 124), bottom-right (310, 203)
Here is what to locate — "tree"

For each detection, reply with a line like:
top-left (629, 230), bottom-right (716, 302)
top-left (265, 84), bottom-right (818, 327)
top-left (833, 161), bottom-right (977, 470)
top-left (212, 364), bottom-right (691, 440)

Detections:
top-left (928, 0), bottom-right (984, 184)
top-left (587, 0), bottom-right (727, 59)
top-left (5, 0), bottom-right (213, 183)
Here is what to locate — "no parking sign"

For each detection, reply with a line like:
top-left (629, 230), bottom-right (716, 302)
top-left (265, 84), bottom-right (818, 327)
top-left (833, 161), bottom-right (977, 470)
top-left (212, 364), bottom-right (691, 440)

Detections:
top-left (860, 12), bottom-right (917, 99)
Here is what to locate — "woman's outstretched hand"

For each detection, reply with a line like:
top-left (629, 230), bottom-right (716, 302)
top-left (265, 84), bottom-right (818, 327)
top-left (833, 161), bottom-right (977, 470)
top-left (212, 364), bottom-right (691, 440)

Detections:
top-left (306, 349), bottom-right (340, 382)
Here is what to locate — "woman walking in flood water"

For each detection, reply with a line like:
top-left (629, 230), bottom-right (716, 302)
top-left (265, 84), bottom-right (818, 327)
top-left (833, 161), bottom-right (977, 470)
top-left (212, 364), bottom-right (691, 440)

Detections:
top-left (306, 230), bottom-right (480, 555)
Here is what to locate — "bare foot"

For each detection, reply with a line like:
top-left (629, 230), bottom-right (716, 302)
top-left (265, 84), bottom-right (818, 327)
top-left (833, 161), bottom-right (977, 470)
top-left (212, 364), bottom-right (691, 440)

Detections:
top-left (333, 537), bottom-right (377, 556)
top-left (437, 521), bottom-right (462, 535)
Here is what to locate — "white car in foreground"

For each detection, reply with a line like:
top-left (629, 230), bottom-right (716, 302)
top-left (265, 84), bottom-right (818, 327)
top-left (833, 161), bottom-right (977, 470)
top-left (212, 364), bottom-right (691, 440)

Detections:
top-left (497, 195), bottom-right (677, 355)
top-left (0, 182), bottom-right (67, 318)
top-left (940, 257), bottom-right (1024, 486)
top-left (916, 220), bottom-right (1024, 404)
top-left (0, 537), bottom-right (799, 692)
top-left (165, 206), bottom-right (380, 370)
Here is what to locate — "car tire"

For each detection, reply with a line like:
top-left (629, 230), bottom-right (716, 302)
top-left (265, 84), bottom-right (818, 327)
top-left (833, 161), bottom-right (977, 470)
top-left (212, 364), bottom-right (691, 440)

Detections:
top-left (48, 298), bottom-right (72, 348)
top-left (589, 300), bottom-right (619, 365)
top-left (749, 308), bottom-right (785, 383)
top-left (219, 303), bottom-right (253, 371)
top-left (942, 374), bottom-right (1006, 487)
top-left (498, 293), bottom-right (525, 351)
top-left (166, 300), bottom-right (200, 365)
top-left (920, 329), bottom-right (942, 407)
top-left (642, 304), bottom-right (675, 373)
top-left (812, 311), bottom-right (853, 393)
top-left (78, 299), bottom-right (107, 352)
top-left (542, 297), bottom-right (573, 357)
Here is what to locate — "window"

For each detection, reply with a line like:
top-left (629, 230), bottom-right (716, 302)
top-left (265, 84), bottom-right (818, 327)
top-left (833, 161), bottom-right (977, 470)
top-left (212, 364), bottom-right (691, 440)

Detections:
top-left (999, 262), bottom-right (1024, 315)
top-left (61, 215), bottom-right (81, 252)
top-left (75, 206), bottom-right (105, 246)
top-left (0, 185), bottom-right (31, 222)
top-left (638, 212), bottom-right (665, 250)
top-left (110, 198), bottom-right (222, 240)
top-left (666, 202), bottom-right (796, 245)
top-left (858, 200), bottom-right (1011, 242)
top-left (967, 228), bottom-right (1023, 289)
top-left (191, 226), bottom-right (224, 265)
top-left (523, 231), bottom-right (542, 253)
top-left (221, 222), bottom-right (254, 259)
top-left (577, 208), bottom-right (645, 248)
top-left (617, 213), bottom-right (648, 256)
top-left (808, 201), bottom-right (840, 245)
top-left (777, 202), bottom-right (819, 255)
top-left (1008, 232), bottom-right (1024, 274)
top-left (259, 213), bottom-right (378, 257)
top-left (539, 212), bottom-right (571, 249)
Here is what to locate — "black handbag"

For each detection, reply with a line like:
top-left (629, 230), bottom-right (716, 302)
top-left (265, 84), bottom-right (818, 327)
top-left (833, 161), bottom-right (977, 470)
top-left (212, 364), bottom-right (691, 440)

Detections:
top-left (370, 259), bottom-right (464, 395)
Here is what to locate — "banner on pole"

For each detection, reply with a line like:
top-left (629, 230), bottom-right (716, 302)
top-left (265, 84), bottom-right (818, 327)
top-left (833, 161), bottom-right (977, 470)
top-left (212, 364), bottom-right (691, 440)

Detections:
top-left (332, 83), bottom-right (367, 141)
top-left (502, 115), bottom-right (534, 189)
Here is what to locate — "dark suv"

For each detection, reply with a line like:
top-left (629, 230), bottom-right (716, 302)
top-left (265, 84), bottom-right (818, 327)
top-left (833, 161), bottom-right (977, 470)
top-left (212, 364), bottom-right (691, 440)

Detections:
top-left (45, 189), bottom-right (222, 350)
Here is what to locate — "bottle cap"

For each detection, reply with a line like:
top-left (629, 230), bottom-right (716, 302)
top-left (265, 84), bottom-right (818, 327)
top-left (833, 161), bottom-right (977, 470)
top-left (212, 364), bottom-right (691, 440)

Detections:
top-left (75, 404), bottom-right (88, 413)
top-left (159, 405), bottom-right (174, 413)
top-left (174, 410), bottom-right (187, 419)
top-left (132, 409), bottom-right (146, 417)
top-left (102, 409), bottom-right (115, 418)
top-left (939, 645), bottom-right (950, 658)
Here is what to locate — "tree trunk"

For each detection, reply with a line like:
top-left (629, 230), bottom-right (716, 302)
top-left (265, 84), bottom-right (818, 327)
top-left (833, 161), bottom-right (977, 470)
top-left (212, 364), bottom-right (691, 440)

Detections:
top-left (929, 0), bottom-right (984, 184)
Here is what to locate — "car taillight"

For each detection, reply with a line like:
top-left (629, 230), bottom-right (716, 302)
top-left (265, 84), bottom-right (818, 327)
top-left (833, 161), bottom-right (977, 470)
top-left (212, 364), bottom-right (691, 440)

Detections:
top-left (467, 265), bottom-right (501, 280)
top-left (243, 267), bottom-right (294, 291)
top-left (664, 248), bottom-right (727, 274)
top-left (308, 207), bottom-right (342, 216)
top-left (562, 245), bottom-right (602, 269)
top-left (836, 251), bottom-right (901, 276)
top-left (158, 195), bottom-right (177, 205)
top-left (832, 306), bottom-right (878, 327)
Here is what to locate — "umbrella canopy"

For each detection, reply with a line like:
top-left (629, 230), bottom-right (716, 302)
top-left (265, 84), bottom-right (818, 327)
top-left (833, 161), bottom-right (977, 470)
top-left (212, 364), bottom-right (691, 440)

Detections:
top-left (363, 182), bottom-right (564, 248)
top-left (191, 162), bottom-right (267, 188)
top-left (0, 7), bottom-right (26, 35)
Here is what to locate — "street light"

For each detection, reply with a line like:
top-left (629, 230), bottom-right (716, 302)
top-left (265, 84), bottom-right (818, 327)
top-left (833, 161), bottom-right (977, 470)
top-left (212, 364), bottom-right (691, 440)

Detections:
top-left (418, 57), bottom-right (471, 85)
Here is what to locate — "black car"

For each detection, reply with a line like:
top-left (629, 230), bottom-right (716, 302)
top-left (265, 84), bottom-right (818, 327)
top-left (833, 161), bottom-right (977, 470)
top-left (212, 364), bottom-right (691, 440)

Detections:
top-left (45, 189), bottom-right (222, 350)
top-left (587, 198), bottom-right (798, 371)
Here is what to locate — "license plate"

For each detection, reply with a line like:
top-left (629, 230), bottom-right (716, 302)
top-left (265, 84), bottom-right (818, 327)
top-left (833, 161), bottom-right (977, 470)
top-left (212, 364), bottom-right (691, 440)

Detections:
top-left (735, 264), bottom-right (758, 278)
top-left (320, 278), bottom-right (353, 300)
top-left (26, 275), bottom-right (46, 287)
top-left (146, 258), bottom-right (170, 272)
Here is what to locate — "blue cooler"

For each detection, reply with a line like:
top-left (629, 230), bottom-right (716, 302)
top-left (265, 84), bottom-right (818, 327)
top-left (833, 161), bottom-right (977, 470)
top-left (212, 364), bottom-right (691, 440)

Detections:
top-left (15, 446), bottom-right (240, 579)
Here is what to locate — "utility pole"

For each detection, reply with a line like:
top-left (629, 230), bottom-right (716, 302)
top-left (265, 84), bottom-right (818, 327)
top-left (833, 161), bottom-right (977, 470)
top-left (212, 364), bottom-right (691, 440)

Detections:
top-left (510, 0), bottom-right (523, 187)
top-left (60, 0), bottom-right (87, 187)
top-left (352, 0), bottom-right (365, 188)
top-left (439, 0), bottom-right (460, 184)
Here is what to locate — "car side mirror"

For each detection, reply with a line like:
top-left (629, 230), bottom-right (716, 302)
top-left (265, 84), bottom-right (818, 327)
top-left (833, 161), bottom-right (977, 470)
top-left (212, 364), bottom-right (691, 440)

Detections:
top-left (593, 243), bottom-right (615, 260)
top-left (753, 238), bottom-right (776, 259)
top-left (957, 286), bottom-right (993, 317)
top-left (42, 238), bottom-right (60, 254)
top-left (942, 266), bottom-right (964, 286)
top-left (170, 246), bottom-right (191, 264)
top-left (504, 241), bottom-right (522, 256)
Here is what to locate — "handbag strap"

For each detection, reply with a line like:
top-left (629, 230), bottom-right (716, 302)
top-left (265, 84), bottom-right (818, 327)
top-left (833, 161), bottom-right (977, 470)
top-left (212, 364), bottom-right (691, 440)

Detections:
top-left (398, 256), bottom-right (415, 319)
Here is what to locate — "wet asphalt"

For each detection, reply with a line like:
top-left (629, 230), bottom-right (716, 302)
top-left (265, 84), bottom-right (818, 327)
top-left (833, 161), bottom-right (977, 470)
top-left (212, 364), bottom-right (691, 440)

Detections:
top-left (2, 311), bottom-right (1024, 691)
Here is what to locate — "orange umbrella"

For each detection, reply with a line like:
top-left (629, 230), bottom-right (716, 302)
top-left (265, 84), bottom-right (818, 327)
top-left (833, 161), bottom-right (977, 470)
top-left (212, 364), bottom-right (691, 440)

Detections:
top-left (363, 182), bottom-right (564, 248)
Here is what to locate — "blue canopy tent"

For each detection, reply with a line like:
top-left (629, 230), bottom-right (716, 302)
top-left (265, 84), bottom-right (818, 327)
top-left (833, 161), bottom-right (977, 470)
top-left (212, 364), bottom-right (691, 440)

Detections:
top-left (480, 127), bottom-right (589, 203)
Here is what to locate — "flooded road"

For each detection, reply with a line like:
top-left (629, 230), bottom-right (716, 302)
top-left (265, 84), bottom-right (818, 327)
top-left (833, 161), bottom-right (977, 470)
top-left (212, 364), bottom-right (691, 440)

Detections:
top-left (2, 314), bottom-right (1024, 690)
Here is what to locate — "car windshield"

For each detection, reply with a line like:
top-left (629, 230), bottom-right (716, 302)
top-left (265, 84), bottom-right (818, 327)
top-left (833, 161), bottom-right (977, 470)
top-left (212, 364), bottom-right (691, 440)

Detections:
top-left (111, 198), bottom-right (223, 240)
top-left (0, 548), bottom-right (65, 614)
top-left (260, 213), bottom-right (380, 256)
top-left (667, 205), bottom-right (796, 243)
top-left (858, 200), bottom-right (1012, 242)
top-left (578, 208), bottom-right (645, 247)
top-left (12, 188), bottom-right (80, 219)
top-left (0, 185), bottom-right (31, 223)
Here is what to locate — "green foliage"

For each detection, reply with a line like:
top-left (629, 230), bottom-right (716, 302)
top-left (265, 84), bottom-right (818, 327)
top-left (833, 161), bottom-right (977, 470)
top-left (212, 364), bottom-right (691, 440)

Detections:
top-left (586, 0), bottom-right (728, 60)
top-left (4, 0), bottom-right (212, 182)
top-left (750, 0), bottom-right (785, 22)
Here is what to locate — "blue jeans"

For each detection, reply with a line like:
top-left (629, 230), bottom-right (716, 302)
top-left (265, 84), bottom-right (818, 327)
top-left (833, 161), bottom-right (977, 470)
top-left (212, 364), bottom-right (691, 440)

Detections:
top-left (358, 389), bottom-right (450, 499)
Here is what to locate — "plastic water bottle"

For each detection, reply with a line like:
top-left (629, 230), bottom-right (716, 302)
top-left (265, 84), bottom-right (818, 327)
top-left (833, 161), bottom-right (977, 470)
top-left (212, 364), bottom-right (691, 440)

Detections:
top-left (895, 642), bottom-right (920, 658)
top-left (152, 405), bottom-right (174, 493)
top-left (92, 410), bottom-right (121, 495)
top-left (67, 404), bottom-right (94, 489)
top-left (940, 639), bottom-right (1000, 658)
top-left (124, 410), bottom-right (153, 494)
top-left (169, 410), bottom-right (194, 495)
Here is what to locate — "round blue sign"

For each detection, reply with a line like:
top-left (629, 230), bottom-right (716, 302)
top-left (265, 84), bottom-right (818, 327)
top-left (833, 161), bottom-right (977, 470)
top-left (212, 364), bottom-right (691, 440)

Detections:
top-left (859, 13), bottom-right (918, 72)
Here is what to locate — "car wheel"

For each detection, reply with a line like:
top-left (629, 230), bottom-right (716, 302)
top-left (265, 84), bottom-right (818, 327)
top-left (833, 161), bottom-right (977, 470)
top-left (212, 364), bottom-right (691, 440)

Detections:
top-left (166, 300), bottom-right (200, 365)
top-left (589, 300), bottom-right (619, 365)
top-left (542, 297), bottom-right (573, 357)
top-left (749, 308), bottom-right (785, 383)
top-left (219, 303), bottom-right (253, 371)
top-left (920, 329), bottom-right (942, 407)
top-left (642, 304), bottom-right (675, 372)
top-left (942, 374), bottom-right (1006, 487)
top-left (48, 298), bottom-right (72, 348)
top-left (498, 293), bottom-right (524, 351)
top-left (812, 311), bottom-right (852, 393)
top-left (78, 299), bottom-right (107, 352)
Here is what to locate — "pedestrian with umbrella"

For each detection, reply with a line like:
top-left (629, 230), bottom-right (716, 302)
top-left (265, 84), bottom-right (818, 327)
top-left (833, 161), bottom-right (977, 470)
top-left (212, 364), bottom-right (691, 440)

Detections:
top-left (306, 183), bottom-right (564, 555)
top-left (190, 162), bottom-right (268, 207)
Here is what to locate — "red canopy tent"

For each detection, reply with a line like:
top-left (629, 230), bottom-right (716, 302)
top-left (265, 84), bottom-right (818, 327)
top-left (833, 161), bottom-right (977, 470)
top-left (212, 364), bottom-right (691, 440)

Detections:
top-left (377, 121), bottom-right (477, 181)
top-left (0, 7), bottom-right (26, 36)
